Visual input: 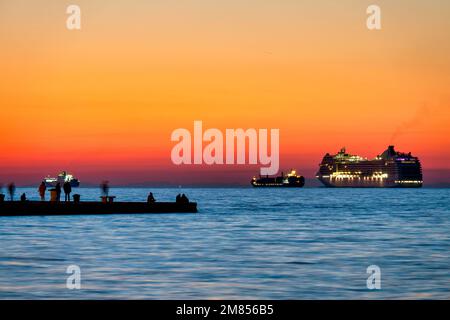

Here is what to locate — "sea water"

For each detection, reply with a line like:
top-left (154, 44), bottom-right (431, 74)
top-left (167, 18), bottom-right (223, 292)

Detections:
top-left (0, 187), bottom-right (448, 299)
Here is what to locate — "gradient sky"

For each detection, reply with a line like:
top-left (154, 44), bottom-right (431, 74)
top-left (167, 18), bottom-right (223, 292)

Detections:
top-left (1, 0), bottom-right (449, 186)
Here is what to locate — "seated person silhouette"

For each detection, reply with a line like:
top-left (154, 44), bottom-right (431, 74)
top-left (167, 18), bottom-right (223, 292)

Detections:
top-left (147, 192), bottom-right (155, 203)
top-left (181, 194), bottom-right (189, 204)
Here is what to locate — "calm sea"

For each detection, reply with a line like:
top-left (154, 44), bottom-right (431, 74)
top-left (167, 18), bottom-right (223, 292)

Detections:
top-left (0, 187), bottom-right (448, 299)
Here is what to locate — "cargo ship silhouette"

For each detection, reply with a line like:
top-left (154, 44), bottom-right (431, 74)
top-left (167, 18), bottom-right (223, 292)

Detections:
top-left (316, 146), bottom-right (423, 188)
top-left (251, 169), bottom-right (305, 187)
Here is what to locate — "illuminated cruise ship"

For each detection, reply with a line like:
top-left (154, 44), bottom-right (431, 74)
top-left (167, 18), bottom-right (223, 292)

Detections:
top-left (316, 146), bottom-right (423, 188)
top-left (43, 171), bottom-right (80, 188)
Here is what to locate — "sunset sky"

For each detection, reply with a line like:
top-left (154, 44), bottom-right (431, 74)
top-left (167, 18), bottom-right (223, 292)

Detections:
top-left (1, 0), bottom-right (449, 186)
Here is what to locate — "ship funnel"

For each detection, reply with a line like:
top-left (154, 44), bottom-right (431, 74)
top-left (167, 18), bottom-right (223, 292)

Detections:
top-left (381, 145), bottom-right (397, 159)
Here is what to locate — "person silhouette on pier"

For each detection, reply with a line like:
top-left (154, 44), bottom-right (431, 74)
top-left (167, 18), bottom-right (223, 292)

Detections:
top-left (20, 193), bottom-right (27, 202)
top-left (181, 194), bottom-right (189, 204)
top-left (8, 183), bottom-right (16, 201)
top-left (63, 181), bottom-right (72, 202)
top-left (147, 192), bottom-right (155, 203)
top-left (176, 193), bottom-right (189, 204)
top-left (100, 181), bottom-right (109, 197)
top-left (38, 182), bottom-right (47, 201)
top-left (55, 182), bottom-right (62, 202)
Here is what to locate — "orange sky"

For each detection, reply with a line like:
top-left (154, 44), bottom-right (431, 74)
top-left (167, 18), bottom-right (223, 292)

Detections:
top-left (1, 0), bottom-right (449, 186)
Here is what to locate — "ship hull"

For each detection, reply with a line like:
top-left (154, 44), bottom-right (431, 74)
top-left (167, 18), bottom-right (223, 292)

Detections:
top-left (44, 180), bottom-right (80, 188)
top-left (317, 177), bottom-right (422, 188)
top-left (251, 183), bottom-right (304, 188)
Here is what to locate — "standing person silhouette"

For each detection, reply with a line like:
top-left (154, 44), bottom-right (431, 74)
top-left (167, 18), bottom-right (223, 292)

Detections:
top-left (63, 181), bottom-right (72, 202)
top-left (100, 181), bottom-right (109, 197)
top-left (38, 182), bottom-right (47, 201)
top-left (55, 182), bottom-right (62, 202)
top-left (8, 183), bottom-right (16, 201)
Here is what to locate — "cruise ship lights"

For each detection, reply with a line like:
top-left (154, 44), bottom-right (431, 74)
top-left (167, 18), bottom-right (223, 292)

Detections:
top-left (328, 171), bottom-right (388, 180)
